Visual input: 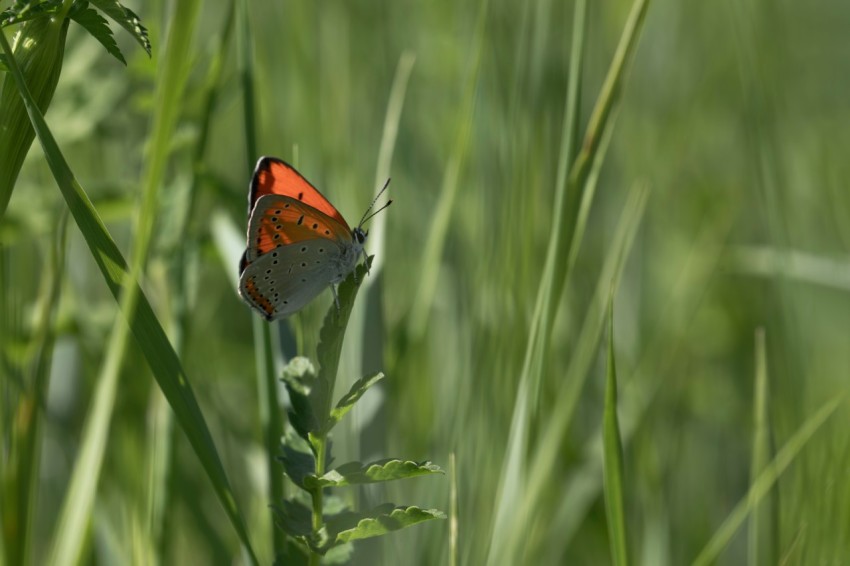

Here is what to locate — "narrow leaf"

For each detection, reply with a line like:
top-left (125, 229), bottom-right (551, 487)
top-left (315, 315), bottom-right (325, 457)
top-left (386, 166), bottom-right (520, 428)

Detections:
top-left (89, 0), bottom-right (151, 56)
top-left (328, 372), bottom-right (385, 430)
top-left (748, 328), bottom-right (774, 566)
top-left (306, 459), bottom-right (444, 488)
top-left (70, 4), bottom-right (126, 65)
top-left (603, 299), bottom-right (629, 566)
top-left (321, 505), bottom-right (446, 548)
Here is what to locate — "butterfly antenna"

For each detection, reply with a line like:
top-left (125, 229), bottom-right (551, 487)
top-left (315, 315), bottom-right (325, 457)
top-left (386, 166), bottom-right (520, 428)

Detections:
top-left (358, 178), bottom-right (392, 227)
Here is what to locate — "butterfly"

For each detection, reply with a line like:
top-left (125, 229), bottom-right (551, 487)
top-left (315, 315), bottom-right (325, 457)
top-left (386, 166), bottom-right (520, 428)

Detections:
top-left (238, 157), bottom-right (390, 320)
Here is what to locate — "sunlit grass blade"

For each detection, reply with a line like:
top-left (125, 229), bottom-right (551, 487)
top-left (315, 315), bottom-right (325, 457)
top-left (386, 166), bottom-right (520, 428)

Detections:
top-left (729, 245), bottom-right (850, 293)
top-left (603, 299), bottom-right (628, 566)
top-left (486, 0), bottom-right (650, 559)
top-left (692, 395), bottom-right (844, 566)
top-left (485, 1), bottom-right (588, 559)
top-left (0, 15), bottom-right (258, 566)
top-left (748, 328), bottom-right (775, 566)
top-left (544, 209), bottom-right (737, 556)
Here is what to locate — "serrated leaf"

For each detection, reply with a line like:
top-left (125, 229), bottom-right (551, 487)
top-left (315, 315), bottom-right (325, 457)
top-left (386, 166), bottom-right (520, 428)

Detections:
top-left (70, 3), bottom-right (126, 65)
top-left (272, 538), bottom-right (310, 566)
top-left (327, 372), bottom-right (384, 430)
top-left (0, 0), bottom-right (62, 27)
top-left (320, 505), bottom-right (446, 548)
top-left (306, 459), bottom-right (444, 488)
top-left (282, 357), bottom-right (324, 441)
top-left (272, 499), bottom-right (313, 539)
top-left (314, 257), bottom-right (372, 421)
top-left (278, 435), bottom-right (316, 488)
top-left (89, 0), bottom-right (150, 56)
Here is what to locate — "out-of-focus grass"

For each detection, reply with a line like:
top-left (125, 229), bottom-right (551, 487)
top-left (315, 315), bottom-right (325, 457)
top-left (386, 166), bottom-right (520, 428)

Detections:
top-left (3, 0), bottom-right (850, 564)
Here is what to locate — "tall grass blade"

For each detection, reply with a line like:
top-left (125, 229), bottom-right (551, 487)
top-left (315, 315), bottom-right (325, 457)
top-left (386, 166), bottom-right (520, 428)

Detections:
top-left (237, 0), bottom-right (285, 558)
top-left (692, 395), bottom-right (844, 566)
top-left (486, 0), bottom-right (650, 556)
top-left (748, 328), bottom-right (774, 566)
top-left (0, 15), bottom-right (258, 566)
top-left (603, 299), bottom-right (628, 566)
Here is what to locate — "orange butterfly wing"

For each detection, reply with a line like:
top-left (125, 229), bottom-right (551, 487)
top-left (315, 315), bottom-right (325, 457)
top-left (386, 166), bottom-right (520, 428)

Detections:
top-left (245, 195), bottom-right (353, 262)
top-left (249, 157), bottom-right (351, 231)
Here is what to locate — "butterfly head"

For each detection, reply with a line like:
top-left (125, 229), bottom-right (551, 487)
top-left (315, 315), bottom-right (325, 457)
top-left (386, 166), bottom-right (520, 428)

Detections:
top-left (353, 227), bottom-right (368, 245)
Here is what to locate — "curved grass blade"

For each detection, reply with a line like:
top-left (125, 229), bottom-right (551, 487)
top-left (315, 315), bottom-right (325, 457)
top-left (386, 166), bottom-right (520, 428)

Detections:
top-left (0, 23), bottom-right (258, 566)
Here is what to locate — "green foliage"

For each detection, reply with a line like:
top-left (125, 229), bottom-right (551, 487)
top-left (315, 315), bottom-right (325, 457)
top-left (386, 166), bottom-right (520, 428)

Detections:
top-left (4, 1), bottom-right (850, 564)
top-left (69, 3), bottom-right (125, 65)
top-left (276, 260), bottom-right (445, 562)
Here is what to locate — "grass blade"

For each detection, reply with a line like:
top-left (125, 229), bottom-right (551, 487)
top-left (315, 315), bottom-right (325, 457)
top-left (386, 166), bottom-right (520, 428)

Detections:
top-left (0, 16), bottom-right (258, 566)
top-left (748, 328), bottom-right (775, 566)
top-left (237, 0), bottom-right (286, 558)
top-left (692, 395), bottom-right (844, 566)
top-left (603, 299), bottom-right (628, 566)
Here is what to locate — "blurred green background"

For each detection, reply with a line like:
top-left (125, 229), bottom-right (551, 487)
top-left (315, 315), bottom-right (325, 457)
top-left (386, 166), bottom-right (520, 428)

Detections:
top-left (2, 0), bottom-right (850, 564)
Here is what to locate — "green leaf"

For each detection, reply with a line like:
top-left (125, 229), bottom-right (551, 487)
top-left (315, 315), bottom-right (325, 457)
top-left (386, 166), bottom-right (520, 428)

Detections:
top-left (281, 357), bottom-right (325, 442)
top-left (278, 430), bottom-right (316, 490)
top-left (273, 499), bottom-right (313, 539)
top-left (272, 539), bottom-right (310, 566)
top-left (0, 53), bottom-right (7, 71)
top-left (306, 459), bottom-right (444, 488)
top-left (89, 0), bottom-right (151, 56)
top-left (0, 0), bottom-right (62, 27)
top-left (327, 372), bottom-right (385, 430)
top-left (602, 299), bottom-right (628, 566)
top-left (315, 257), bottom-right (373, 421)
top-left (320, 505), bottom-right (446, 548)
top-left (70, 3), bottom-right (126, 65)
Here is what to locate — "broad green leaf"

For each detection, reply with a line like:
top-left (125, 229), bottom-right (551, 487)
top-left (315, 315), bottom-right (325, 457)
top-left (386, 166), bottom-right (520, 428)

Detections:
top-left (0, 54), bottom-right (8, 71)
top-left (320, 505), bottom-right (446, 549)
top-left (602, 300), bottom-right (628, 566)
top-left (305, 459), bottom-right (444, 488)
top-left (69, 3), bottom-right (125, 65)
top-left (273, 499), bottom-right (313, 539)
top-left (315, 257), bottom-right (373, 419)
top-left (281, 357), bottom-right (324, 442)
top-left (327, 372), bottom-right (385, 430)
top-left (89, 0), bottom-right (151, 56)
top-left (278, 430), bottom-right (316, 490)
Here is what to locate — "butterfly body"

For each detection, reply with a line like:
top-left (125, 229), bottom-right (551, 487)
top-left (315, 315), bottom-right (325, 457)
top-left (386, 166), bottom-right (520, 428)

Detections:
top-left (238, 157), bottom-right (374, 320)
